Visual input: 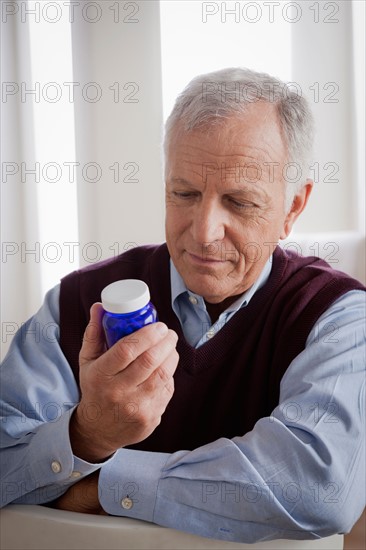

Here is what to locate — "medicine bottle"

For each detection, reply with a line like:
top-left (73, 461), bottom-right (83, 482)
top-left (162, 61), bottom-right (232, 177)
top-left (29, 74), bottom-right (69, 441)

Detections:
top-left (101, 279), bottom-right (158, 348)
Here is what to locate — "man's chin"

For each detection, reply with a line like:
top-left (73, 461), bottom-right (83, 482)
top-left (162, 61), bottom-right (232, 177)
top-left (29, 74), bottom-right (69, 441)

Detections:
top-left (181, 273), bottom-right (227, 301)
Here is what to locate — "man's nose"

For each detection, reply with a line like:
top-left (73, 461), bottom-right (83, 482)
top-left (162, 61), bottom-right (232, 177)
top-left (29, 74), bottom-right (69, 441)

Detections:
top-left (191, 198), bottom-right (226, 244)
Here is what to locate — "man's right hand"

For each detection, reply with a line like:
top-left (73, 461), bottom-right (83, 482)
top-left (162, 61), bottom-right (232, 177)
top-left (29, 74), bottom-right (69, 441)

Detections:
top-left (69, 302), bottom-right (179, 463)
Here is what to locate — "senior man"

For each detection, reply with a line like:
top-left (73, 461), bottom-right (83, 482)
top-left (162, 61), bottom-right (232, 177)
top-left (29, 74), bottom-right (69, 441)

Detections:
top-left (1, 68), bottom-right (365, 543)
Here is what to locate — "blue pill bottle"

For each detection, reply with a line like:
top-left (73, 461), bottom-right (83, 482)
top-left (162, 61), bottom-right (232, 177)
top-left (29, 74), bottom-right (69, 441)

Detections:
top-left (101, 279), bottom-right (158, 348)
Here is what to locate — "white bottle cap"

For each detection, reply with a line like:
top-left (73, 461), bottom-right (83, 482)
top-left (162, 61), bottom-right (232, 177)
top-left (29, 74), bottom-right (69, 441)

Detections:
top-left (101, 279), bottom-right (150, 314)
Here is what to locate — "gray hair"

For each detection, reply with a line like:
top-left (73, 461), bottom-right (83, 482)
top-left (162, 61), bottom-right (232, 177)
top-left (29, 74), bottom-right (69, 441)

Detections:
top-left (164, 67), bottom-right (314, 211)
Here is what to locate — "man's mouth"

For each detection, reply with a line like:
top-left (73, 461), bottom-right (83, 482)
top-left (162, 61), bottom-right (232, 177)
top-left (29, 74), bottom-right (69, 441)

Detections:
top-left (186, 251), bottom-right (227, 265)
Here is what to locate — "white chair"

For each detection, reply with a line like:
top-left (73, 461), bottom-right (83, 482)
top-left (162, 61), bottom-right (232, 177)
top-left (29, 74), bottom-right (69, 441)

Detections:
top-left (0, 504), bottom-right (344, 550)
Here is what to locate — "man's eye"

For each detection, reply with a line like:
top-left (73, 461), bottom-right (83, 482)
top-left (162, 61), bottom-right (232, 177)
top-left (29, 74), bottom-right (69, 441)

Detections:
top-left (227, 197), bottom-right (254, 210)
top-left (172, 191), bottom-right (196, 199)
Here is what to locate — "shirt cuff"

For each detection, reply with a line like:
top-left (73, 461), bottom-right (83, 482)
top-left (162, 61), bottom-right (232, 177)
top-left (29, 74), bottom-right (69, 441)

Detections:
top-left (67, 407), bottom-right (117, 479)
top-left (98, 448), bottom-right (169, 520)
top-left (31, 407), bottom-right (114, 484)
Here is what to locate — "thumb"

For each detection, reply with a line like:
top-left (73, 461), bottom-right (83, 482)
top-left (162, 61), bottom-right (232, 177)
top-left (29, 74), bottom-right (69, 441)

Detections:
top-left (79, 302), bottom-right (106, 365)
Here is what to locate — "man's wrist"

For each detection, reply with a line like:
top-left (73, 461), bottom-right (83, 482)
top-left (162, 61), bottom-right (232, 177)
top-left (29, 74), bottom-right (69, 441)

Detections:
top-left (69, 408), bottom-right (115, 463)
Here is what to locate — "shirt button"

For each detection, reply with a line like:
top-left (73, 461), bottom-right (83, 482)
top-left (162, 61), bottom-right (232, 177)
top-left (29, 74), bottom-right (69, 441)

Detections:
top-left (206, 329), bottom-right (215, 339)
top-left (121, 497), bottom-right (133, 510)
top-left (51, 461), bottom-right (62, 474)
top-left (70, 471), bottom-right (81, 479)
top-left (188, 295), bottom-right (198, 305)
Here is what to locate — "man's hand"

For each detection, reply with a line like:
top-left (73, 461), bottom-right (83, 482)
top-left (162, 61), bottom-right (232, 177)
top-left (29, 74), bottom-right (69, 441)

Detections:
top-left (51, 471), bottom-right (105, 515)
top-left (69, 303), bottom-right (179, 463)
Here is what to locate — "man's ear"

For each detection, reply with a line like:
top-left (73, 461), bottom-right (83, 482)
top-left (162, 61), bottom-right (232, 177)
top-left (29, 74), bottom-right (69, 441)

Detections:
top-left (280, 180), bottom-right (313, 240)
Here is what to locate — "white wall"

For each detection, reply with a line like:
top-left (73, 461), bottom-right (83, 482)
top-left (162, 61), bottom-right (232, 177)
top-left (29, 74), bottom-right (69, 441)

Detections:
top-left (291, 0), bottom-right (360, 233)
top-left (71, 1), bottom-right (165, 264)
top-left (160, 0), bottom-right (292, 118)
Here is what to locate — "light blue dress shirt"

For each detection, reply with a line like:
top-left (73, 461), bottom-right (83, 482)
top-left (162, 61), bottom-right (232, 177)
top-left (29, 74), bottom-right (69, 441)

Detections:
top-left (0, 260), bottom-right (365, 543)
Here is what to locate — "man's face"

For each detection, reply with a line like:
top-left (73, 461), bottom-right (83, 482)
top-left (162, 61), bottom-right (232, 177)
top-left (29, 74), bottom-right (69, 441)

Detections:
top-left (165, 102), bottom-right (304, 304)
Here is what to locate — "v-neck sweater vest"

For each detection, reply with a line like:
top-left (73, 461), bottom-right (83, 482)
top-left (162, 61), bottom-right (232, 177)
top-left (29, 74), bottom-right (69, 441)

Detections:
top-left (59, 244), bottom-right (364, 452)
